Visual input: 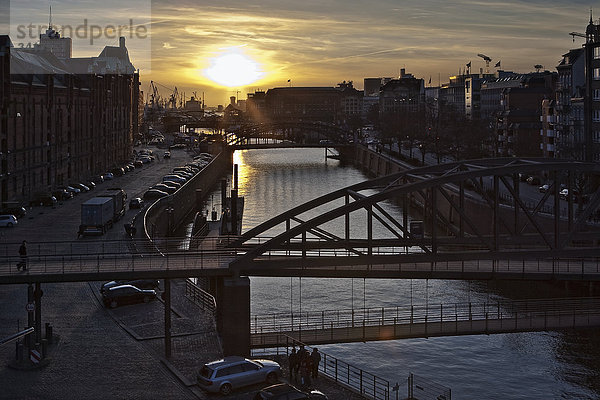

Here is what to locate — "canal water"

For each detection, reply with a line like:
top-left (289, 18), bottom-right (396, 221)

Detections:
top-left (232, 148), bottom-right (600, 399)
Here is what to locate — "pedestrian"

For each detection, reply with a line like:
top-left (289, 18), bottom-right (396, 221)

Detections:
top-left (299, 351), bottom-right (312, 389)
top-left (288, 347), bottom-right (298, 381)
top-left (310, 348), bottom-right (321, 379)
top-left (17, 240), bottom-right (27, 271)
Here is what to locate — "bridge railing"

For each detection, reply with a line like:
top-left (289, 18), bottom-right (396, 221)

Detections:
top-left (0, 247), bottom-right (238, 276)
top-left (184, 278), bottom-right (216, 313)
top-left (252, 333), bottom-right (390, 400)
top-left (251, 297), bottom-right (600, 333)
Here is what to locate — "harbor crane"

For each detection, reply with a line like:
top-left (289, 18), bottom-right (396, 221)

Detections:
top-left (477, 53), bottom-right (492, 73)
top-left (570, 31), bottom-right (586, 41)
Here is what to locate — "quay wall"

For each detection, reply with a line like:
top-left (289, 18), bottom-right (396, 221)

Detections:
top-left (142, 148), bottom-right (233, 243)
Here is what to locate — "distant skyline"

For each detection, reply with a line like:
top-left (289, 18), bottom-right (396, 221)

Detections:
top-left (4, 0), bottom-right (599, 105)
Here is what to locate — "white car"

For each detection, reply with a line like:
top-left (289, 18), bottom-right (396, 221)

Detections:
top-left (0, 215), bottom-right (17, 227)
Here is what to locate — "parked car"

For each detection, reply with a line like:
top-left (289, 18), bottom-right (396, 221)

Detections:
top-left (160, 180), bottom-right (182, 189)
top-left (163, 151), bottom-right (171, 159)
top-left (104, 172), bottom-right (114, 180)
top-left (129, 197), bottom-right (144, 209)
top-left (59, 185), bottom-right (80, 195)
top-left (91, 175), bottom-right (105, 184)
top-left (254, 383), bottom-right (328, 400)
top-left (101, 284), bottom-right (157, 308)
top-left (0, 215), bottom-right (17, 227)
top-left (526, 176), bottom-right (541, 185)
top-left (163, 175), bottom-right (186, 184)
top-left (197, 356), bottom-right (281, 395)
top-left (559, 188), bottom-right (579, 200)
top-left (152, 183), bottom-right (177, 194)
top-left (133, 160), bottom-right (144, 168)
top-left (52, 189), bottom-right (73, 201)
top-left (143, 189), bottom-right (169, 200)
top-left (110, 167), bottom-right (125, 177)
top-left (100, 279), bottom-right (159, 294)
top-left (31, 194), bottom-right (57, 207)
top-left (71, 183), bottom-right (90, 192)
top-left (0, 206), bottom-right (27, 218)
top-left (85, 180), bottom-right (96, 190)
top-left (538, 184), bottom-right (549, 193)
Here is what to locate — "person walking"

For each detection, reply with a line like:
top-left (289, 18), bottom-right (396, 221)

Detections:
top-left (310, 348), bottom-right (321, 379)
top-left (288, 347), bottom-right (298, 381)
top-left (17, 240), bottom-right (27, 271)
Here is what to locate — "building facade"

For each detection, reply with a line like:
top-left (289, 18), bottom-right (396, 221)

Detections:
top-left (0, 35), bottom-right (139, 204)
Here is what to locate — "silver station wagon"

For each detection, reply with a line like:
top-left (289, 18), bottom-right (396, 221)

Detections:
top-left (197, 356), bottom-right (281, 395)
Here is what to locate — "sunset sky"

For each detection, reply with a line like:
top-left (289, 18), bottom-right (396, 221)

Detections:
top-left (5, 0), bottom-right (597, 106)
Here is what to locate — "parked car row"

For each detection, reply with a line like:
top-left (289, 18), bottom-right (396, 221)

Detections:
top-left (142, 153), bottom-right (214, 201)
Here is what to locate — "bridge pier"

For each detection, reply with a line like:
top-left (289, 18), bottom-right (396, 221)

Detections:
top-left (214, 276), bottom-right (251, 356)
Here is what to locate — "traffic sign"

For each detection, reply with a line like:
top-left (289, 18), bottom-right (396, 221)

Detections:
top-left (25, 303), bottom-right (34, 312)
top-left (30, 349), bottom-right (41, 364)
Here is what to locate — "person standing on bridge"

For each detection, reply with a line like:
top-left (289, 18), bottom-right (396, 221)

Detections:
top-left (310, 348), bottom-right (321, 379)
top-left (17, 240), bottom-right (27, 271)
top-left (288, 347), bottom-right (298, 381)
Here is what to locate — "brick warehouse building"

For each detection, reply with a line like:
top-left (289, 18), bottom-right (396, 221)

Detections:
top-left (0, 35), bottom-right (139, 204)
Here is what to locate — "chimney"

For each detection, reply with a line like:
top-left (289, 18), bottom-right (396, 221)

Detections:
top-left (119, 37), bottom-right (125, 48)
top-left (230, 96), bottom-right (236, 105)
top-left (400, 68), bottom-right (406, 78)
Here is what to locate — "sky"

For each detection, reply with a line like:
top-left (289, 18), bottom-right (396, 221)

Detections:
top-left (3, 0), bottom-right (597, 106)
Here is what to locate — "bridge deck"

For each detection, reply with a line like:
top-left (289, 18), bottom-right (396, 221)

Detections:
top-left (1, 249), bottom-right (600, 284)
top-left (250, 298), bottom-right (600, 347)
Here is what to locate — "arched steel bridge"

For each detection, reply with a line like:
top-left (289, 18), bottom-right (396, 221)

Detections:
top-left (229, 157), bottom-right (600, 276)
top-left (225, 120), bottom-right (353, 149)
top-left (1, 158), bottom-right (600, 284)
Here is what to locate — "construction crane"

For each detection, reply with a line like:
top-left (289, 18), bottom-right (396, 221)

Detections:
top-left (570, 31), bottom-right (586, 42)
top-left (477, 53), bottom-right (492, 73)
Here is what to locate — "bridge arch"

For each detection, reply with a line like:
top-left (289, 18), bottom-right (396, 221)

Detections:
top-left (230, 158), bottom-right (600, 272)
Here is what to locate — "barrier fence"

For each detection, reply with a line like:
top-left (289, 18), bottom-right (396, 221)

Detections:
top-left (251, 334), bottom-right (390, 400)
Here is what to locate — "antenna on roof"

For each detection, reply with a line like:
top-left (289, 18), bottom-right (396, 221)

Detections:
top-left (49, 4), bottom-right (52, 30)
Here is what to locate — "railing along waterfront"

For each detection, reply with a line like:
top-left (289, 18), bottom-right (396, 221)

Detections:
top-left (252, 334), bottom-right (390, 400)
top-left (184, 278), bottom-right (216, 312)
top-left (251, 297), bottom-right (600, 334)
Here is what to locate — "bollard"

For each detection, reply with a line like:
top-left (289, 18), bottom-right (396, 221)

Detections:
top-left (16, 342), bottom-right (24, 361)
top-left (41, 339), bottom-right (48, 358)
top-left (45, 323), bottom-right (53, 343)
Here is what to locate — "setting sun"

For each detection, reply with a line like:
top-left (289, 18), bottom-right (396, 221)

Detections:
top-left (204, 48), bottom-right (264, 87)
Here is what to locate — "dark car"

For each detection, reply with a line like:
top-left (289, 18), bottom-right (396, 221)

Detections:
top-left (143, 189), bottom-right (169, 200)
top-left (31, 194), bottom-right (57, 207)
top-left (0, 206), bottom-right (27, 218)
top-left (110, 167), bottom-right (125, 177)
top-left (133, 160), bottom-right (144, 168)
top-left (100, 279), bottom-right (159, 294)
top-left (91, 175), bottom-right (105, 184)
top-left (254, 383), bottom-right (328, 400)
top-left (101, 284), bottom-right (157, 308)
top-left (52, 189), bottom-right (73, 201)
top-left (129, 197), bottom-right (144, 209)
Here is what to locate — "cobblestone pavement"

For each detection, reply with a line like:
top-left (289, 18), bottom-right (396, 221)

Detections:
top-left (0, 145), bottom-right (368, 400)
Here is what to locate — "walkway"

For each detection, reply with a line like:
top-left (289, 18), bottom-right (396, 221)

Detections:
top-left (250, 298), bottom-right (600, 347)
